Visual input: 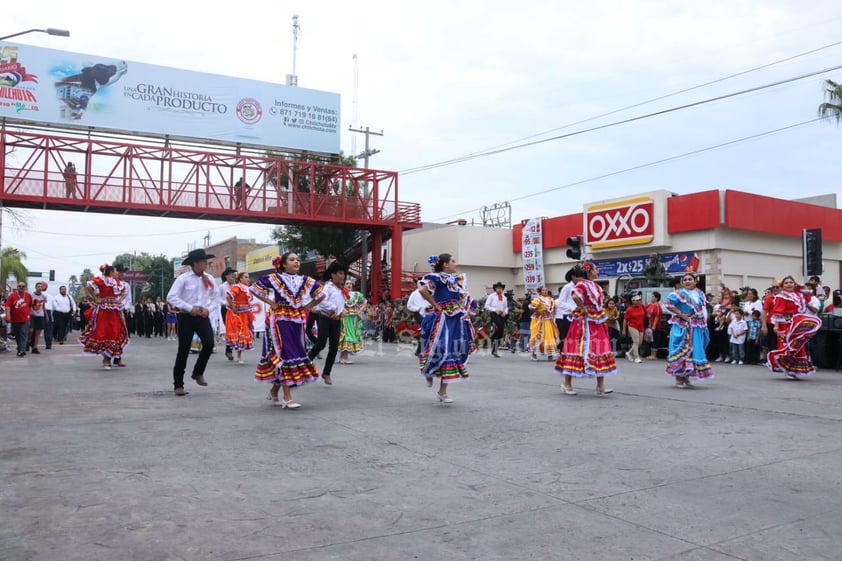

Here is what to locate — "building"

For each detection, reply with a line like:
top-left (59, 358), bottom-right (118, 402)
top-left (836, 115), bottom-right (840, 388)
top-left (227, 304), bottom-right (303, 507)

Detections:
top-left (200, 237), bottom-right (266, 278)
top-left (392, 189), bottom-right (842, 297)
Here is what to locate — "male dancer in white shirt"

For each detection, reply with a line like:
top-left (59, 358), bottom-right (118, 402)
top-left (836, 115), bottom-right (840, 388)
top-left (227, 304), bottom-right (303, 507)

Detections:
top-left (484, 282), bottom-right (509, 358)
top-left (166, 249), bottom-right (219, 396)
top-left (307, 262), bottom-right (348, 385)
top-left (555, 268), bottom-right (580, 345)
top-left (406, 286), bottom-right (430, 356)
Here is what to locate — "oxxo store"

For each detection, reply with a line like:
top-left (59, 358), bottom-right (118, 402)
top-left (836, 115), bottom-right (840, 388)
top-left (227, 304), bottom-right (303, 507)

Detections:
top-left (513, 189), bottom-right (842, 295)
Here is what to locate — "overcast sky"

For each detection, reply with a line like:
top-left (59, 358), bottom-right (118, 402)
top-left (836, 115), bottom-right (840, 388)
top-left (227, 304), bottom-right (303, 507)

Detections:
top-left (4, 0), bottom-right (842, 283)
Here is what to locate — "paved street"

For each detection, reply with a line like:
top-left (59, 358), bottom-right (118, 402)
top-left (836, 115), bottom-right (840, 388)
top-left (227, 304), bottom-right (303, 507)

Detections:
top-left (1, 335), bottom-right (841, 561)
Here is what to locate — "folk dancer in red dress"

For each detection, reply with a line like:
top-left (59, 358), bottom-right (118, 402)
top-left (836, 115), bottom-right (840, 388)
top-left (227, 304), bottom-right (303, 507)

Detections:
top-left (251, 253), bottom-right (325, 409)
top-left (764, 275), bottom-right (820, 379)
top-left (555, 262), bottom-right (617, 395)
top-left (224, 272), bottom-right (255, 364)
top-left (79, 263), bottom-right (129, 370)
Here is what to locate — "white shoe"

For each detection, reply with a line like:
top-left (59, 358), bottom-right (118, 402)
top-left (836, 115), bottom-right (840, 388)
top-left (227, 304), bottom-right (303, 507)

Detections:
top-left (560, 386), bottom-right (577, 395)
top-left (715, 357), bottom-right (723, 362)
top-left (738, 360), bottom-right (744, 365)
top-left (634, 358), bottom-right (642, 364)
top-left (595, 387), bottom-right (613, 396)
top-left (238, 360), bottom-right (244, 365)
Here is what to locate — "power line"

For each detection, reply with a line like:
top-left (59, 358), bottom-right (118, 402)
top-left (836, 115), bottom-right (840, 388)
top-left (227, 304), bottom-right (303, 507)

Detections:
top-left (448, 38), bottom-right (842, 160)
top-left (401, 61), bottom-right (842, 175)
top-left (430, 118), bottom-right (822, 223)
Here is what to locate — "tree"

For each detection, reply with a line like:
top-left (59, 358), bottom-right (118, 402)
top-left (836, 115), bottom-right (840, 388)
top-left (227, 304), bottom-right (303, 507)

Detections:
top-left (1, 247), bottom-right (28, 291)
top-left (268, 151), bottom-right (362, 262)
top-left (818, 79), bottom-right (842, 125)
top-left (271, 225), bottom-right (359, 262)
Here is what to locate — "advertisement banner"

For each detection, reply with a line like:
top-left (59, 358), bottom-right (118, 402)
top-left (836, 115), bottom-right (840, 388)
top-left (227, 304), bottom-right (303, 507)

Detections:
top-left (592, 252), bottom-right (699, 278)
top-left (521, 219), bottom-right (545, 293)
top-left (0, 42), bottom-right (340, 153)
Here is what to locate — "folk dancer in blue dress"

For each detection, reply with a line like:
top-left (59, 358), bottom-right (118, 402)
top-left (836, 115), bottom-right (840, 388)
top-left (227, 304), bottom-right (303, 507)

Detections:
top-left (250, 253), bottom-right (325, 409)
top-left (418, 253), bottom-right (477, 404)
top-left (664, 273), bottom-right (713, 388)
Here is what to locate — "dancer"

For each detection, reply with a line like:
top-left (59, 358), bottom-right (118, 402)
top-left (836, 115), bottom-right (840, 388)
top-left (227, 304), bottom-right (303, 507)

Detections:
top-left (764, 275), bottom-right (820, 379)
top-left (555, 262), bottom-right (616, 395)
top-left (218, 267), bottom-right (237, 361)
top-left (418, 253), bottom-right (476, 403)
top-left (251, 253), bottom-right (325, 409)
top-left (338, 278), bottom-right (366, 364)
top-left (307, 262), bottom-right (348, 385)
top-left (663, 273), bottom-right (713, 388)
top-left (528, 286), bottom-right (559, 361)
top-left (166, 249), bottom-right (219, 396)
top-left (484, 281), bottom-right (509, 357)
top-left (224, 271), bottom-right (255, 364)
top-left (79, 264), bottom-right (130, 370)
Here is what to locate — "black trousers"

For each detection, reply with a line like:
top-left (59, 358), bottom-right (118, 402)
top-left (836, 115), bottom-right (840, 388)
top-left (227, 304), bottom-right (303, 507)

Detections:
top-left (173, 314), bottom-right (214, 389)
top-left (413, 312), bottom-right (425, 355)
top-left (53, 311), bottom-right (72, 342)
top-left (305, 312), bottom-right (318, 345)
top-left (12, 321), bottom-right (30, 354)
top-left (490, 313), bottom-right (506, 342)
top-left (556, 318), bottom-right (571, 342)
top-left (307, 314), bottom-right (341, 376)
top-left (221, 306), bottom-right (232, 353)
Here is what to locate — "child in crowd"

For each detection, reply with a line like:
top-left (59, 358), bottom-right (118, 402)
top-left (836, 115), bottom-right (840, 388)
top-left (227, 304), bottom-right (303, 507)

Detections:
top-left (745, 310), bottom-right (762, 365)
top-left (727, 309), bottom-right (747, 365)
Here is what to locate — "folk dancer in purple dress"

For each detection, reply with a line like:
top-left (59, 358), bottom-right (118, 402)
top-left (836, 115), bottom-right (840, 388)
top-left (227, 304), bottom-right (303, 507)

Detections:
top-left (555, 261), bottom-right (617, 395)
top-left (250, 253), bottom-right (325, 409)
top-left (418, 253), bottom-right (477, 404)
top-left (663, 273), bottom-right (713, 388)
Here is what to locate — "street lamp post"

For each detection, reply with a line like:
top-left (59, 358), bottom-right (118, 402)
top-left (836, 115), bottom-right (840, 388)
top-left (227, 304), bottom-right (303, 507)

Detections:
top-left (0, 28), bottom-right (70, 41)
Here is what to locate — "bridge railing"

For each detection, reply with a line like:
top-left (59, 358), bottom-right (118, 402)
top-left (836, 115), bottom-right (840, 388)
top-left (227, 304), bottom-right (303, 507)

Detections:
top-left (0, 128), bottom-right (421, 228)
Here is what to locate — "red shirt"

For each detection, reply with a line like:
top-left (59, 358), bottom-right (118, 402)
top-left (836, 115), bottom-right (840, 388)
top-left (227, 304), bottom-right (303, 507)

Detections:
top-left (624, 304), bottom-right (646, 331)
top-left (646, 302), bottom-right (662, 330)
top-left (5, 291), bottom-right (32, 323)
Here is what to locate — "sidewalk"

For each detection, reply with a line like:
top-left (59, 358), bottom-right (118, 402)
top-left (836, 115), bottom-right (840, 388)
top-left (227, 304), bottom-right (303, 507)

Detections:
top-left (2, 336), bottom-right (841, 561)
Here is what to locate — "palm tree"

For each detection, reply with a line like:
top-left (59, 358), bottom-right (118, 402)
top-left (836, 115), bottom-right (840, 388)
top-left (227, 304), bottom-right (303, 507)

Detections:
top-left (818, 79), bottom-right (842, 124)
top-left (1, 247), bottom-right (28, 291)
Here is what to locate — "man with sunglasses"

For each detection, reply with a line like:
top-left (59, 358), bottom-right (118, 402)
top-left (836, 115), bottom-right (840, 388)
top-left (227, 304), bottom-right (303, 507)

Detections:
top-left (4, 282), bottom-right (33, 357)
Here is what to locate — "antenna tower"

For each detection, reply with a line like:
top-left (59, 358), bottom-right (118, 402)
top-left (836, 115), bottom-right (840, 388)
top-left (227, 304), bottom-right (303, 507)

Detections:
top-left (286, 15), bottom-right (300, 86)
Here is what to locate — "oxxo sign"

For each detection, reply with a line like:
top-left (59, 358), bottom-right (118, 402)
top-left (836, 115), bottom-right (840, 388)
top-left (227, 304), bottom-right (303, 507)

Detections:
top-left (585, 196), bottom-right (655, 249)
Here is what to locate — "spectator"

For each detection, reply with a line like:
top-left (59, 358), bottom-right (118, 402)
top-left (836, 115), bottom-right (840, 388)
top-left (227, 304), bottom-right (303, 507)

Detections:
top-left (5, 281), bottom-right (32, 357)
top-left (727, 309), bottom-right (747, 364)
top-left (745, 310), bottom-right (762, 364)
top-left (63, 162), bottom-right (78, 197)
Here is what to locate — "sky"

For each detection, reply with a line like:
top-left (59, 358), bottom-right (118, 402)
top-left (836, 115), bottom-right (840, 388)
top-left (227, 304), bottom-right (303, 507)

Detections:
top-left (3, 0), bottom-right (842, 285)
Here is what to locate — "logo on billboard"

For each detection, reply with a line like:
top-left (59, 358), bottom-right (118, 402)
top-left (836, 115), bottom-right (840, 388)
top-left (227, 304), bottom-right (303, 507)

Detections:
top-left (0, 46), bottom-right (39, 113)
top-left (586, 197), bottom-right (655, 249)
top-left (54, 60), bottom-right (128, 120)
top-left (236, 98), bottom-right (262, 124)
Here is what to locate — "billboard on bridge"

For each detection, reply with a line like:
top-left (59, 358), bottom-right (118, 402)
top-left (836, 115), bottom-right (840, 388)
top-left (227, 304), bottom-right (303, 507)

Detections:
top-left (0, 42), bottom-right (340, 153)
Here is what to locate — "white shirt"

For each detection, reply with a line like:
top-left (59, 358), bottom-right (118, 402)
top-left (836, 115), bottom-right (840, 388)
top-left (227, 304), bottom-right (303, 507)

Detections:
top-left (218, 281), bottom-right (231, 308)
top-left (555, 283), bottom-right (576, 318)
top-left (728, 319), bottom-right (747, 344)
top-left (122, 286), bottom-right (133, 311)
top-left (52, 292), bottom-right (76, 314)
top-left (167, 270), bottom-right (219, 312)
top-left (484, 291), bottom-right (508, 315)
top-left (406, 289), bottom-right (429, 317)
top-left (311, 281), bottom-right (345, 316)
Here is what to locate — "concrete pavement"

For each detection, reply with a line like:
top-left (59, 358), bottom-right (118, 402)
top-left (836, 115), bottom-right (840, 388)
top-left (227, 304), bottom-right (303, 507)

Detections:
top-left (1, 336), bottom-right (841, 561)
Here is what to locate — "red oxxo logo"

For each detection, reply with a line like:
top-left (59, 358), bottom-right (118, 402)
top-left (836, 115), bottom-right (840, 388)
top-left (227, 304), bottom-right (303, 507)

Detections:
top-left (585, 197), bottom-right (655, 249)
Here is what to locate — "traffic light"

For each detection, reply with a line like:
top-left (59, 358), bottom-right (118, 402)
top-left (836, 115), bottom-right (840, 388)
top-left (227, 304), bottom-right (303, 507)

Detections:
top-left (566, 236), bottom-right (582, 260)
top-left (49, 269), bottom-right (55, 281)
top-left (803, 228), bottom-right (822, 277)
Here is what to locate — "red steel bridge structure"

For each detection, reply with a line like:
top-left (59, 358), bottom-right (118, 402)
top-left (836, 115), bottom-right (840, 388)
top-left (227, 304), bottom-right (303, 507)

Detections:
top-left (0, 126), bottom-right (422, 302)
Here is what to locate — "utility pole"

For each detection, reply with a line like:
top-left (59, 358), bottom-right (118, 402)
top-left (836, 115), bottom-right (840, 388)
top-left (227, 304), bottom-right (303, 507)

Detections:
top-left (348, 125), bottom-right (382, 298)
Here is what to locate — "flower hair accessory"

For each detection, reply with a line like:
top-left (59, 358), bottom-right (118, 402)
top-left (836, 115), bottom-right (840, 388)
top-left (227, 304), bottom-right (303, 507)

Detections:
top-left (427, 254), bottom-right (440, 269)
top-left (99, 263), bottom-right (109, 273)
top-left (272, 256), bottom-right (283, 270)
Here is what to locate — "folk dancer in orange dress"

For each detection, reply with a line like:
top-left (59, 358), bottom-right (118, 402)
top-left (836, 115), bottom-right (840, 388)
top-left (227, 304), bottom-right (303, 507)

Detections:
top-left (224, 271), bottom-right (255, 364)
